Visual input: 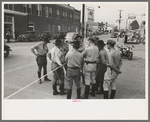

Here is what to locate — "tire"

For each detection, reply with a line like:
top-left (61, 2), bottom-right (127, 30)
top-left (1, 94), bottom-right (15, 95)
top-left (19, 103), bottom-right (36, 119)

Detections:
top-left (4, 50), bottom-right (9, 58)
top-left (25, 38), bottom-right (29, 42)
top-left (128, 52), bottom-right (133, 60)
top-left (136, 38), bottom-right (140, 44)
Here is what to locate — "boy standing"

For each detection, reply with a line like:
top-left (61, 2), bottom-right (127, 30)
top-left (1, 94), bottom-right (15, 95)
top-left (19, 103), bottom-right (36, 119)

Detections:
top-left (65, 41), bottom-right (84, 99)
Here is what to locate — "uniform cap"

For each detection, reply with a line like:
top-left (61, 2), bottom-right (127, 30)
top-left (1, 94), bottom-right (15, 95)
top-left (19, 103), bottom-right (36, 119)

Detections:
top-left (71, 40), bottom-right (80, 48)
top-left (107, 39), bottom-right (116, 46)
top-left (53, 39), bottom-right (62, 45)
top-left (43, 36), bottom-right (50, 43)
top-left (88, 37), bottom-right (96, 42)
top-left (97, 40), bottom-right (106, 46)
top-left (74, 34), bottom-right (83, 40)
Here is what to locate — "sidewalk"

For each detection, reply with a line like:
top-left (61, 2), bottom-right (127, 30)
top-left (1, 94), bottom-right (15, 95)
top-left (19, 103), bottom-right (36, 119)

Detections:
top-left (5, 39), bottom-right (16, 43)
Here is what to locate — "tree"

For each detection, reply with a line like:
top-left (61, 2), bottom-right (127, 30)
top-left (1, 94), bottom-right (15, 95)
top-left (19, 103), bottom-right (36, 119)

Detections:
top-left (130, 20), bottom-right (139, 30)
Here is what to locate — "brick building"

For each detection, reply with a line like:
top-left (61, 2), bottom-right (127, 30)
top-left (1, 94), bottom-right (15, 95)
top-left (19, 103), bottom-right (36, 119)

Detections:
top-left (4, 4), bottom-right (81, 39)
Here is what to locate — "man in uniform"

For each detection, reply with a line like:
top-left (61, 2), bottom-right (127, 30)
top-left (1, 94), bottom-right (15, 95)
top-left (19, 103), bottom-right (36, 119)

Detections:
top-left (96, 40), bottom-right (109, 94)
top-left (65, 41), bottom-right (84, 99)
top-left (48, 39), bottom-right (67, 95)
top-left (81, 37), bottom-right (99, 99)
top-left (31, 36), bottom-right (51, 84)
top-left (103, 39), bottom-right (122, 99)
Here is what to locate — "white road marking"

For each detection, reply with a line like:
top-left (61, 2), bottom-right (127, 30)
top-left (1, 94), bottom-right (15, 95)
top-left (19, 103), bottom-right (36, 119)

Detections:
top-left (4, 63), bottom-right (66, 99)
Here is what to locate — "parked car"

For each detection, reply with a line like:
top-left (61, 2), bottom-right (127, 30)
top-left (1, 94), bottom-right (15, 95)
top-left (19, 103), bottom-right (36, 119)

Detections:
top-left (17, 31), bottom-right (38, 42)
top-left (37, 31), bottom-right (53, 41)
top-left (110, 31), bottom-right (119, 38)
top-left (124, 30), bottom-right (140, 44)
top-left (53, 32), bottom-right (67, 39)
top-left (64, 32), bottom-right (78, 43)
top-left (4, 40), bottom-right (12, 58)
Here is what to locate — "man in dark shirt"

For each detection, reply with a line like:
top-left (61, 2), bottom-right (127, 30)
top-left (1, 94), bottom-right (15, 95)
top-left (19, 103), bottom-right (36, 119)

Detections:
top-left (96, 40), bottom-right (109, 94)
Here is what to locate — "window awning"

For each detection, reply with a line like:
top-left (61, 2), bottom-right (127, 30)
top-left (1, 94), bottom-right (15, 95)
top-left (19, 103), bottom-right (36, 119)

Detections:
top-left (4, 9), bottom-right (28, 16)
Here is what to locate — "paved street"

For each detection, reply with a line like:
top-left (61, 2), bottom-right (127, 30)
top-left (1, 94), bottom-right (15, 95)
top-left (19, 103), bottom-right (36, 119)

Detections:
top-left (3, 34), bottom-right (145, 99)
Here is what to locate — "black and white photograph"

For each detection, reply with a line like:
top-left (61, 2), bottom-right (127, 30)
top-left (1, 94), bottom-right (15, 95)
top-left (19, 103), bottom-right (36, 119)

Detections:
top-left (2, 1), bottom-right (148, 120)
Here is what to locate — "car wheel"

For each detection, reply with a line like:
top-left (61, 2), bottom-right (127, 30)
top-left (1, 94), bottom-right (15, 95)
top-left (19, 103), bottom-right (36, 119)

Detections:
top-left (25, 38), bottom-right (29, 42)
top-left (128, 52), bottom-right (133, 60)
top-left (4, 50), bottom-right (9, 58)
top-left (136, 38), bottom-right (140, 44)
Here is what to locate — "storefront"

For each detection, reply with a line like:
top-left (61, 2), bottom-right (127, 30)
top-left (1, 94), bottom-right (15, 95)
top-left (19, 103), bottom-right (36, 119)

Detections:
top-left (4, 9), bottom-right (28, 39)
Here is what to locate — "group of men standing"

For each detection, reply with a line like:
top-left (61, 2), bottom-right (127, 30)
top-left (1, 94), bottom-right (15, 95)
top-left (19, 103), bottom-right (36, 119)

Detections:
top-left (31, 34), bottom-right (122, 99)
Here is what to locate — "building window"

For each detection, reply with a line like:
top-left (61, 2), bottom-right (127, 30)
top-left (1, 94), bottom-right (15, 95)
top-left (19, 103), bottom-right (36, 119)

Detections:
top-left (63, 12), bottom-right (65, 20)
top-left (48, 24), bottom-right (51, 31)
top-left (70, 14), bottom-right (72, 22)
top-left (74, 14), bottom-right (80, 20)
top-left (57, 10), bottom-right (59, 19)
top-left (23, 4), bottom-right (27, 13)
top-left (4, 4), bottom-right (14, 10)
top-left (37, 4), bottom-right (42, 16)
top-left (29, 23), bottom-right (34, 31)
top-left (68, 26), bottom-right (70, 31)
top-left (65, 12), bottom-right (67, 21)
top-left (45, 6), bottom-right (48, 18)
top-left (4, 16), bottom-right (12, 23)
top-left (28, 4), bottom-right (32, 14)
top-left (49, 7), bottom-right (52, 18)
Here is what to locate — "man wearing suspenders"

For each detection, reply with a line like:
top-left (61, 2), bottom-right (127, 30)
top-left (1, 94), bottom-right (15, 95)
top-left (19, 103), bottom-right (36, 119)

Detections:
top-left (48, 39), bottom-right (67, 95)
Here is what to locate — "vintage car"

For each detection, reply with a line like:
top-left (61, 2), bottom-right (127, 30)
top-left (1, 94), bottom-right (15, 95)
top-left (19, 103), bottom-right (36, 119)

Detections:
top-left (124, 30), bottom-right (140, 44)
top-left (17, 31), bottom-right (38, 42)
top-left (53, 32), bottom-right (67, 39)
top-left (64, 32), bottom-right (78, 43)
top-left (37, 31), bottom-right (53, 41)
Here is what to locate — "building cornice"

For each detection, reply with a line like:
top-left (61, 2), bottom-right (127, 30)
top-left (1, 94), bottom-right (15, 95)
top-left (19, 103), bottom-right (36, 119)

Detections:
top-left (4, 9), bottom-right (28, 16)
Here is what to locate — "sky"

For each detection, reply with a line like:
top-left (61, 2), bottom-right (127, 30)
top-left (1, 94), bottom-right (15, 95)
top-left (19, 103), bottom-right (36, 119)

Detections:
top-left (70, 2), bottom-right (147, 29)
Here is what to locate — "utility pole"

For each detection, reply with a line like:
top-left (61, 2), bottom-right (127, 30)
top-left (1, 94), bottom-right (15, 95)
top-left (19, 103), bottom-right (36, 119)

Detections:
top-left (118, 10), bottom-right (123, 30)
top-left (27, 4), bottom-right (29, 31)
top-left (82, 4), bottom-right (85, 38)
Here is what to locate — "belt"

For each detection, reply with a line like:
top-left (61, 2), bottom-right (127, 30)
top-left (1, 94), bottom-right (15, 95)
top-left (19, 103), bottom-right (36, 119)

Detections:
top-left (84, 61), bottom-right (96, 65)
top-left (38, 55), bottom-right (46, 57)
top-left (68, 66), bottom-right (80, 69)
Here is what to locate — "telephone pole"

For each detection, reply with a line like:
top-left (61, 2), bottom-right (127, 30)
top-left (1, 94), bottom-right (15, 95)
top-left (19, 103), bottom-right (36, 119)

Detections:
top-left (118, 10), bottom-right (123, 30)
top-left (82, 4), bottom-right (85, 38)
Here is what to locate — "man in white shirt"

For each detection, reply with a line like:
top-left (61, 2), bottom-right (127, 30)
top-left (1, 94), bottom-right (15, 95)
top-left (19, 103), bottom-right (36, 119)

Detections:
top-left (48, 39), bottom-right (67, 95)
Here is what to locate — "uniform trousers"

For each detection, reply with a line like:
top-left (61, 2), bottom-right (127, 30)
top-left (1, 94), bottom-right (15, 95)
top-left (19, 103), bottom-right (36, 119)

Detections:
top-left (65, 67), bottom-right (80, 89)
top-left (83, 63), bottom-right (97, 85)
top-left (96, 64), bottom-right (107, 89)
top-left (36, 55), bottom-right (48, 79)
top-left (103, 67), bottom-right (118, 91)
top-left (51, 62), bottom-right (64, 85)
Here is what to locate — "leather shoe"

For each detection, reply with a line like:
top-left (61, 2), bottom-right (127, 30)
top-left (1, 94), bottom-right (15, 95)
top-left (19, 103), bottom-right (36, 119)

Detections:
top-left (53, 91), bottom-right (60, 95)
top-left (60, 91), bottom-right (67, 95)
top-left (96, 90), bottom-right (104, 94)
top-left (44, 78), bottom-right (51, 81)
top-left (38, 80), bottom-right (42, 84)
